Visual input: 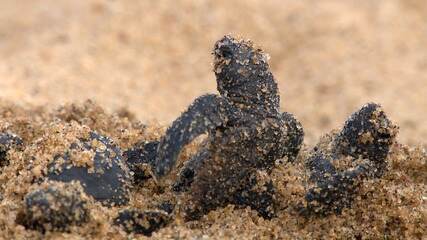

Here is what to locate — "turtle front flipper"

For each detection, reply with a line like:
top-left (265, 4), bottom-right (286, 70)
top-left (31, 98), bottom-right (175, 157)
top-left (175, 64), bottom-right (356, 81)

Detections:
top-left (153, 94), bottom-right (232, 177)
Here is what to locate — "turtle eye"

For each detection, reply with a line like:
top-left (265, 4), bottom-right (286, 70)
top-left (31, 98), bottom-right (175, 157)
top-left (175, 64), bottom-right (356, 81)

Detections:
top-left (217, 45), bottom-right (233, 59)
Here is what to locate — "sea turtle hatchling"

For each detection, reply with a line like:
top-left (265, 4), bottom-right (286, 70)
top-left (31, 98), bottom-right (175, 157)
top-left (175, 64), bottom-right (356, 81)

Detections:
top-left (130, 35), bottom-right (304, 220)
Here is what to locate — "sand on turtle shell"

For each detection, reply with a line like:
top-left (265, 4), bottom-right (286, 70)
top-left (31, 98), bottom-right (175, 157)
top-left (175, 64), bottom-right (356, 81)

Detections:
top-left (0, 101), bottom-right (424, 239)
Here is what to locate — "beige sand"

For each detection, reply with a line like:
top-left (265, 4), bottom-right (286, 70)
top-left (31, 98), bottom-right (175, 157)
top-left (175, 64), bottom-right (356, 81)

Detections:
top-left (0, 0), bottom-right (425, 239)
top-left (0, 0), bottom-right (426, 147)
top-left (0, 101), bottom-right (424, 239)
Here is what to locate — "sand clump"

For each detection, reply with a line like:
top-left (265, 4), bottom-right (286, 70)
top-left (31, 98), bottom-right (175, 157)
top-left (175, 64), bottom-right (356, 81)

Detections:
top-left (0, 100), bottom-right (424, 239)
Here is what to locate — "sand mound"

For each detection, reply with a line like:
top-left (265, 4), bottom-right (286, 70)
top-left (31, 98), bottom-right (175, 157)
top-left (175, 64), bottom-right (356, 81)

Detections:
top-left (0, 101), bottom-right (424, 239)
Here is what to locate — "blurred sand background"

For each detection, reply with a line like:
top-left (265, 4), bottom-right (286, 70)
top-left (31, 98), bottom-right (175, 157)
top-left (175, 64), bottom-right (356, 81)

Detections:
top-left (0, 0), bottom-right (426, 146)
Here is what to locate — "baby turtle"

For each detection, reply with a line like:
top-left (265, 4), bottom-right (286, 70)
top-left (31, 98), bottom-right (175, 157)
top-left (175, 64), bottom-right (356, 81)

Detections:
top-left (124, 140), bottom-right (159, 184)
top-left (304, 103), bottom-right (398, 215)
top-left (17, 181), bottom-right (90, 232)
top-left (131, 35), bottom-right (303, 220)
top-left (0, 132), bottom-right (23, 168)
top-left (333, 102), bottom-right (397, 177)
top-left (47, 131), bottom-right (132, 206)
top-left (114, 209), bottom-right (171, 236)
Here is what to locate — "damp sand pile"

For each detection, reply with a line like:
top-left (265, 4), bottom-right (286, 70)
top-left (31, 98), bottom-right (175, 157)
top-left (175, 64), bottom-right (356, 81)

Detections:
top-left (0, 100), bottom-right (425, 239)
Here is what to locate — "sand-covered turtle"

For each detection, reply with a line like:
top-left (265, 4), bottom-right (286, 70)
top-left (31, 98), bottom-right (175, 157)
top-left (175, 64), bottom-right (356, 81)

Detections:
top-left (303, 103), bottom-right (398, 215)
top-left (17, 181), bottom-right (90, 232)
top-left (129, 35), bottom-right (304, 220)
top-left (0, 132), bottom-right (23, 168)
top-left (114, 208), bottom-right (171, 236)
top-left (47, 131), bottom-right (132, 206)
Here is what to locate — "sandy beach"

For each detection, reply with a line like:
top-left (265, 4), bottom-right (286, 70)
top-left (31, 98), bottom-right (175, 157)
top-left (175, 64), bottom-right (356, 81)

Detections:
top-left (0, 0), bottom-right (425, 239)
